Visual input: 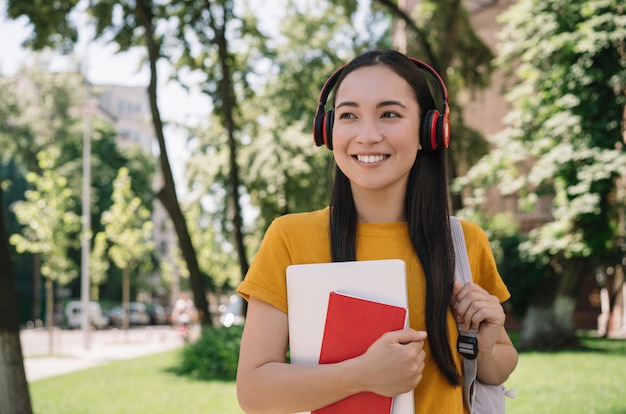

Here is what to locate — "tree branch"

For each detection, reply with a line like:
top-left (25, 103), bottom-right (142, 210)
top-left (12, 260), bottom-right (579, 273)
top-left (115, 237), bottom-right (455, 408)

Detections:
top-left (374, 0), bottom-right (439, 68)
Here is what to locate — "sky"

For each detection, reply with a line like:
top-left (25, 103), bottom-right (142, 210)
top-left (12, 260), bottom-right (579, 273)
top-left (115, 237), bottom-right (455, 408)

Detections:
top-left (0, 1), bottom-right (212, 186)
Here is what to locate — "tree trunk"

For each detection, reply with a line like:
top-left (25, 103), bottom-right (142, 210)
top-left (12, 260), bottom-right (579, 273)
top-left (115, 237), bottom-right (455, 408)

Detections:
top-left (206, 1), bottom-right (250, 280)
top-left (45, 279), bottom-right (54, 355)
top-left (519, 257), bottom-right (590, 350)
top-left (606, 185), bottom-right (626, 336)
top-left (0, 185), bottom-right (33, 414)
top-left (122, 267), bottom-right (130, 341)
top-left (606, 264), bottom-right (625, 337)
top-left (32, 253), bottom-right (41, 323)
top-left (135, 1), bottom-right (211, 326)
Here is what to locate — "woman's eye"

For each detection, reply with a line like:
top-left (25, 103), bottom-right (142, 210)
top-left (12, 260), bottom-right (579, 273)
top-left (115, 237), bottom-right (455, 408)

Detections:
top-left (381, 112), bottom-right (399, 119)
top-left (338, 112), bottom-right (356, 119)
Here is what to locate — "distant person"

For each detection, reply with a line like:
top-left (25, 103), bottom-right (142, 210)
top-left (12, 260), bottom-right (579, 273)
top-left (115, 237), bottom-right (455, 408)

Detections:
top-left (171, 293), bottom-right (197, 341)
top-left (235, 50), bottom-right (518, 413)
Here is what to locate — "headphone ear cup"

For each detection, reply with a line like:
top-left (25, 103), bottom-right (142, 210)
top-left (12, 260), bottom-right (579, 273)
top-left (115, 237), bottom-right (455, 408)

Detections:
top-left (420, 109), bottom-right (439, 151)
top-left (313, 105), bottom-right (326, 147)
top-left (441, 104), bottom-right (451, 148)
top-left (323, 110), bottom-right (334, 149)
top-left (435, 113), bottom-right (444, 149)
top-left (435, 111), bottom-right (447, 149)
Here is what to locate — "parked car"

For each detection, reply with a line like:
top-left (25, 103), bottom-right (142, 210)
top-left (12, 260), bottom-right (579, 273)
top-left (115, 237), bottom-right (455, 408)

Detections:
top-left (146, 304), bottom-right (167, 325)
top-left (219, 294), bottom-right (245, 327)
top-left (129, 302), bottom-right (151, 325)
top-left (105, 302), bottom-right (151, 327)
top-left (105, 306), bottom-right (124, 327)
top-left (65, 301), bottom-right (109, 330)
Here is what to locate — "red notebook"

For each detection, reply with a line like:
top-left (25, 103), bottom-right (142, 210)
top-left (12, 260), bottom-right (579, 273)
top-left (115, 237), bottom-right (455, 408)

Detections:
top-left (312, 291), bottom-right (407, 414)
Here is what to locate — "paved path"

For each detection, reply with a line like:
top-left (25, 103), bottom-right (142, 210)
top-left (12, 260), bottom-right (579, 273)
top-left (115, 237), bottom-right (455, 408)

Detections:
top-left (21, 325), bottom-right (186, 382)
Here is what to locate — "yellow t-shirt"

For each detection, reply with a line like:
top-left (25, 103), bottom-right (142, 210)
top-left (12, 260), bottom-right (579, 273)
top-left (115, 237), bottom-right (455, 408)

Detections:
top-left (237, 207), bottom-right (510, 414)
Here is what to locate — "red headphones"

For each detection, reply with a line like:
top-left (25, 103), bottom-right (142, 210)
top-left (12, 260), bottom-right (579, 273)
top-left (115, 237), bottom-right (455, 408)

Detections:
top-left (312, 57), bottom-right (450, 151)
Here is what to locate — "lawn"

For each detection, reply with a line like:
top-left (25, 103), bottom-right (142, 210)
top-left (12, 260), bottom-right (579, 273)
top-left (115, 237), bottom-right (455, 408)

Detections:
top-left (505, 335), bottom-right (626, 414)
top-left (29, 334), bottom-right (626, 414)
top-left (29, 350), bottom-right (243, 414)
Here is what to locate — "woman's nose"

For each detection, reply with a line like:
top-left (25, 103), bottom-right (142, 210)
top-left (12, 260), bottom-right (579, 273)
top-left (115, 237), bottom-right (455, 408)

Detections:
top-left (355, 117), bottom-right (383, 145)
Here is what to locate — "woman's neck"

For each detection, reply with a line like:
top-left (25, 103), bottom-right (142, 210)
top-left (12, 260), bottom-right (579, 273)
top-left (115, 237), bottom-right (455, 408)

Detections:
top-left (352, 186), bottom-right (406, 223)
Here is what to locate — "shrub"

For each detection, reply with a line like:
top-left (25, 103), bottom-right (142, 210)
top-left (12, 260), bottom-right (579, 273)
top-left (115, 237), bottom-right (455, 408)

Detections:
top-left (498, 234), bottom-right (550, 320)
top-left (173, 325), bottom-right (243, 380)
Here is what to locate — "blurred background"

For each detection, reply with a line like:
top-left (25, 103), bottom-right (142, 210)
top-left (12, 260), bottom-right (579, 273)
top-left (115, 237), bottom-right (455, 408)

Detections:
top-left (1, 0), bottom-right (624, 372)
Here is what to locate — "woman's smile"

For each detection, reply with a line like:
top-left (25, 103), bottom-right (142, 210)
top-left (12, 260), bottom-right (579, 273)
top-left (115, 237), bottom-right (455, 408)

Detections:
top-left (354, 154), bottom-right (390, 164)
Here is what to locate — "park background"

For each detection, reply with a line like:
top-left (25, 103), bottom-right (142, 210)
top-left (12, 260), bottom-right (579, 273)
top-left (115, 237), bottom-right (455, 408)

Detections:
top-left (0, 0), bottom-right (625, 412)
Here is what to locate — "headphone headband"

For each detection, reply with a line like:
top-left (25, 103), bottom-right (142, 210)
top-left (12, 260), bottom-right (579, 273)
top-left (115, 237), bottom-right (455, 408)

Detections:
top-left (313, 56), bottom-right (451, 151)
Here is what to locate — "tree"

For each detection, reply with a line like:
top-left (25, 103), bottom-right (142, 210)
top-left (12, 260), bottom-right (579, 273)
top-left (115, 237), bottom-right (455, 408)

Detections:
top-left (10, 150), bottom-right (81, 354)
top-left (7, 0), bottom-right (213, 325)
top-left (101, 167), bottom-right (154, 333)
top-left (0, 65), bottom-right (156, 312)
top-left (0, 71), bottom-right (32, 414)
top-left (184, 201), bottom-right (238, 300)
top-left (0, 65), bottom-right (84, 173)
top-left (89, 231), bottom-right (110, 300)
top-left (457, 0), bottom-right (626, 349)
top-left (168, 0), bottom-right (259, 283)
top-left (240, 0), bottom-right (373, 231)
top-left (185, 0), bottom-right (384, 244)
top-left (0, 61), bottom-right (152, 414)
top-left (0, 176), bottom-right (32, 414)
top-left (0, 67), bottom-right (83, 328)
top-left (174, 0), bottom-right (373, 296)
top-left (60, 116), bottom-right (156, 301)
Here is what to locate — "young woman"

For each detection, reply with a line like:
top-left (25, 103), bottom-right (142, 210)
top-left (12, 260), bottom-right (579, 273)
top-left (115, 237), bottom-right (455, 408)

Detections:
top-left (236, 50), bottom-right (518, 413)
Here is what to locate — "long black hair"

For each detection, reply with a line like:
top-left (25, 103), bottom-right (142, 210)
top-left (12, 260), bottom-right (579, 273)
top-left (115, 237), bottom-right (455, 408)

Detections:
top-left (328, 50), bottom-right (459, 386)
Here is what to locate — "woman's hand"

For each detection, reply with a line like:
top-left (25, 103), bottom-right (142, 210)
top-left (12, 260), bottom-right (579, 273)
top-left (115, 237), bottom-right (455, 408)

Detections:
top-left (451, 281), bottom-right (519, 384)
top-left (451, 280), bottom-right (504, 353)
top-left (353, 329), bottom-right (427, 397)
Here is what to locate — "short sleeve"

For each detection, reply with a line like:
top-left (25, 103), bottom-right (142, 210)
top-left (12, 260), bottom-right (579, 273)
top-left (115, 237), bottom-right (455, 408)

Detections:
top-left (237, 218), bottom-right (293, 313)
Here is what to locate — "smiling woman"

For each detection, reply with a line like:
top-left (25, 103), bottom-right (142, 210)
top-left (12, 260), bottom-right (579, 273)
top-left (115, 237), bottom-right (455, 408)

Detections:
top-left (235, 50), bottom-right (517, 414)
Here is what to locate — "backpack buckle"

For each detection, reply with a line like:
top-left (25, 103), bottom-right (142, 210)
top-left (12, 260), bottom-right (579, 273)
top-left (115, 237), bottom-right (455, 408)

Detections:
top-left (457, 330), bottom-right (478, 360)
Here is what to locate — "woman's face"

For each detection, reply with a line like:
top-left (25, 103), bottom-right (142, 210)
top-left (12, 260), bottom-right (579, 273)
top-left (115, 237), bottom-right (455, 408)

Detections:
top-left (332, 65), bottom-right (421, 196)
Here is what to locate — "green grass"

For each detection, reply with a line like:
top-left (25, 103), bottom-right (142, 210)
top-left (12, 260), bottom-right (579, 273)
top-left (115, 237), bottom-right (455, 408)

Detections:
top-left (29, 335), bottom-right (626, 414)
top-left (505, 335), bottom-right (626, 414)
top-left (29, 350), bottom-right (243, 414)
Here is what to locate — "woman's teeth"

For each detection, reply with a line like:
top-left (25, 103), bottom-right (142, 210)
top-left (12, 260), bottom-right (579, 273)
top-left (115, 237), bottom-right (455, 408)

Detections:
top-left (356, 154), bottom-right (387, 163)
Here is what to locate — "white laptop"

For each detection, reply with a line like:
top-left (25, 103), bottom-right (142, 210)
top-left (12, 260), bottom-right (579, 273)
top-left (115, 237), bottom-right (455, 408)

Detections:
top-left (286, 259), bottom-right (414, 414)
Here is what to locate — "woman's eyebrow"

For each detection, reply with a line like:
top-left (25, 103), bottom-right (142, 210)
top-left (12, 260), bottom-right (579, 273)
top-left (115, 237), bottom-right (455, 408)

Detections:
top-left (335, 100), bottom-right (407, 109)
top-left (376, 100), bottom-right (407, 108)
top-left (335, 101), bottom-right (358, 109)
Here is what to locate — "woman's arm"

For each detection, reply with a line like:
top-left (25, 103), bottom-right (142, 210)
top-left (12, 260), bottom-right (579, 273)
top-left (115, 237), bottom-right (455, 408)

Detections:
top-left (451, 281), bottom-right (518, 385)
top-left (236, 296), bottom-right (427, 414)
top-left (475, 326), bottom-right (518, 385)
